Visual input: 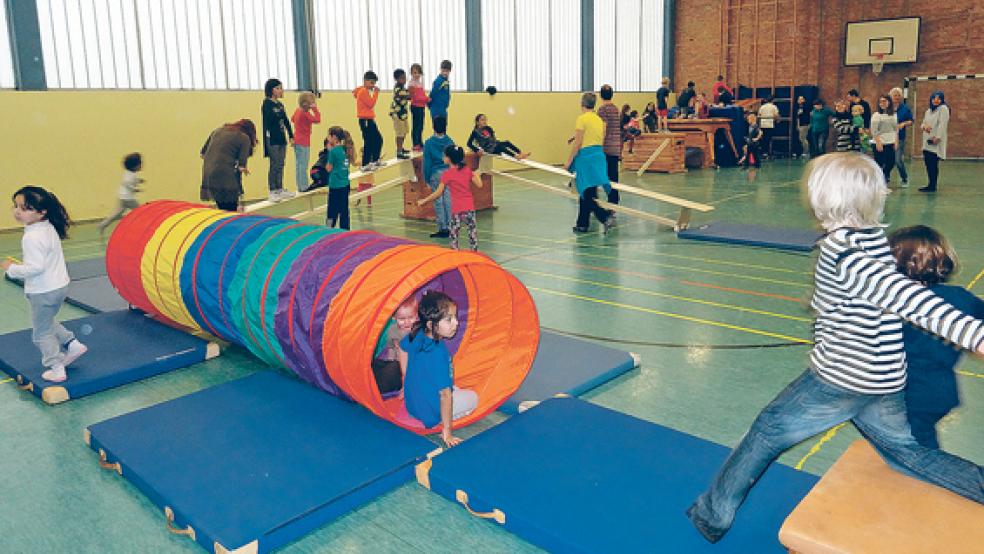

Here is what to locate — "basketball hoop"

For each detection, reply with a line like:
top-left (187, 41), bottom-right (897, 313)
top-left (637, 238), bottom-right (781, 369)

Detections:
top-left (872, 54), bottom-right (885, 75)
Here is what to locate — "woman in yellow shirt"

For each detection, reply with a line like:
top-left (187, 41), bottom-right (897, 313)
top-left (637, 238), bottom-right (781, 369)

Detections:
top-left (566, 93), bottom-right (614, 233)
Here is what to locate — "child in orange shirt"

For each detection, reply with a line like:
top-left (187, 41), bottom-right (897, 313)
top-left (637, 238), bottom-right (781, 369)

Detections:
top-left (353, 71), bottom-right (383, 171)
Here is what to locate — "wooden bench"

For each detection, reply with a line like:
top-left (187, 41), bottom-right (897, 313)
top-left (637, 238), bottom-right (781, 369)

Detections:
top-left (779, 440), bottom-right (984, 553)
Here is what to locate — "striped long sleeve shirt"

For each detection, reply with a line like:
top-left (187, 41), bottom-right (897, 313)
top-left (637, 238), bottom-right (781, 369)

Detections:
top-left (810, 227), bottom-right (984, 394)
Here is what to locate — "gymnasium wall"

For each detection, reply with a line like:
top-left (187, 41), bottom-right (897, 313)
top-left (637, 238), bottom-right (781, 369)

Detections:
top-left (0, 90), bottom-right (655, 230)
top-left (674, 0), bottom-right (984, 158)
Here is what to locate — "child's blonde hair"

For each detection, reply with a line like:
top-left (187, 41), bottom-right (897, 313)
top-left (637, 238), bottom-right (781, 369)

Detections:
top-left (298, 91), bottom-right (316, 108)
top-left (805, 152), bottom-right (887, 231)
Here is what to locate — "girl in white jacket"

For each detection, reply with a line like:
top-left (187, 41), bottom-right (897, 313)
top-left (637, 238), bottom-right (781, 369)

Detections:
top-left (2, 186), bottom-right (87, 382)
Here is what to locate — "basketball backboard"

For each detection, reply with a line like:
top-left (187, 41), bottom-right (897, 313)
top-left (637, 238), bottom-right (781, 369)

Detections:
top-left (844, 17), bottom-right (920, 66)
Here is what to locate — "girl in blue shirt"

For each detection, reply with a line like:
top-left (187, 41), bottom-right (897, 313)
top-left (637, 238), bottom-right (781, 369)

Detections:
top-left (398, 291), bottom-right (477, 447)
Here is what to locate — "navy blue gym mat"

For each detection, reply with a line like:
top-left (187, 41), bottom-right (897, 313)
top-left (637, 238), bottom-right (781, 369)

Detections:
top-left (419, 397), bottom-right (818, 553)
top-left (678, 221), bottom-right (823, 252)
top-left (86, 372), bottom-right (436, 554)
top-left (0, 310), bottom-right (216, 404)
top-left (5, 257), bottom-right (128, 313)
top-left (499, 330), bottom-right (637, 414)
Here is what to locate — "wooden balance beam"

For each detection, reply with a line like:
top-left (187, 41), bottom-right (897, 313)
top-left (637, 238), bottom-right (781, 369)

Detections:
top-left (246, 154), bottom-right (419, 213)
top-left (488, 155), bottom-right (712, 230)
top-left (779, 440), bottom-right (984, 554)
top-left (287, 176), bottom-right (405, 220)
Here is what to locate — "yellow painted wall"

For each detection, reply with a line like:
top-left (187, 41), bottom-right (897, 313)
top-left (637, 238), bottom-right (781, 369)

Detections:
top-left (0, 89), bottom-right (656, 230)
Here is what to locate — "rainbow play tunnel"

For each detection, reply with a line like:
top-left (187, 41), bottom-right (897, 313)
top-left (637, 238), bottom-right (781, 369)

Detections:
top-left (105, 201), bottom-right (540, 432)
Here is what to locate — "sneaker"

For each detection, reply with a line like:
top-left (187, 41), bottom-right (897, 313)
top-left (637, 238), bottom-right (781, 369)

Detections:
top-left (430, 230), bottom-right (450, 238)
top-left (918, 186), bottom-right (936, 192)
top-left (360, 164), bottom-right (373, 173)
top-left (603, 217), bottom-right (615, 234)
top-left (62, 339), bottom-right (87, 367)
top-left (41, 365), bottom-right (67, 383)
top-left (277, 189), bottom-right (296, 200)
top-left (268, 191), bottom-right (282, 203)
top-left (900, 180), bottom-right (909, 188)
top-left (572, 226), bottom-right (590, 234)
top-left (396, 150), bottom-right (411, 160)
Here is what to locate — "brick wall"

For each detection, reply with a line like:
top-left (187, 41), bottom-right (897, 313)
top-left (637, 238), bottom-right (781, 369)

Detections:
top-left (674, 0), bottom-right (984, 157)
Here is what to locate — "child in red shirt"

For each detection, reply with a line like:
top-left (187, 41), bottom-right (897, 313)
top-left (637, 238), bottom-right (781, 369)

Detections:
top-left (417, 145), bottom-right (483, 251)
top-left (290, 92), bottom-right (321, 192)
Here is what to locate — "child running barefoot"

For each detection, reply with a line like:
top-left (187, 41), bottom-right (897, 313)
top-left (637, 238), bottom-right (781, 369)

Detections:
top-left (417, 145), bottom-right (483, 251)
top-left (2, 187), bottom-right (87, 383)
top-left (888, 225), bottom-right (984, 450)
top-left (466, 114), bottom-right (529, 159)
top-left (398, 291), bottom-right (478, 447)
top-left (687, 152), bottom-right (984, 544)
top-left (97, 153), bottom-right (144, 237)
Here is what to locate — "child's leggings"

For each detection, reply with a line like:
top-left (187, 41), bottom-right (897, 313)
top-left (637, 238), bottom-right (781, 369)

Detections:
top-left (449, 210), bottom-right (478, 251)
top-left (491, 141), bottom-right (521, 157)
top-left (98, 199), bottom-right (140, 232)
top-left (411, 106), bottom-right (426, 147)
top-left (27, 286), bottom-right (75, 369)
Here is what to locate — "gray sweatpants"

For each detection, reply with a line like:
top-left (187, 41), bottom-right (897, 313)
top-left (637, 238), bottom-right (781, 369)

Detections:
top-left (268, 144), bottom-right (287, 191)
top-left (98, 198), bottom-right (140, 232)
top-left (27, 286), bottom-right (75, 369)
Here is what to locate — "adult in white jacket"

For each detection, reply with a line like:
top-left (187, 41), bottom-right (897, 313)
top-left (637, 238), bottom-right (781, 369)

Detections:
top-left (919, 91), bottom-right (949, 192)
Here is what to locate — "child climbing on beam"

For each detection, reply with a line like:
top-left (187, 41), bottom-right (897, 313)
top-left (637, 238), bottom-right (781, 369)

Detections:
top-left (466, 114), bottom-right (530, 159)
top-left (687, 152), bottom-right (984, 544)
top-left (398, 291), bottom-right (478, 447)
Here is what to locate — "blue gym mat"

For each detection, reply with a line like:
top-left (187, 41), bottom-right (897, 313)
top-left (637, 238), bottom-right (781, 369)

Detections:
top-left (5, 256), bottom-right (128, 313)
top-left (0, 310), bottom-right (216, 404)
top-left (678, 222), bottom-right (824, 252)
top-left (420, 397), bottom-right (818, 553)
top-left (499, 330), bottom-right (637, 414)
top-left (86, 372), bottom-right (436, 553)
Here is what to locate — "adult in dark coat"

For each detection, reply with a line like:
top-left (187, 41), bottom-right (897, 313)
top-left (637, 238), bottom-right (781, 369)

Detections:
top-left (200, 119), bottom-right (257, 211)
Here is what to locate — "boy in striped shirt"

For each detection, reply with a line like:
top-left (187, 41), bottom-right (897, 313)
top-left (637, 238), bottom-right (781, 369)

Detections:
top-left (687, 152), bottom-right (984, 543)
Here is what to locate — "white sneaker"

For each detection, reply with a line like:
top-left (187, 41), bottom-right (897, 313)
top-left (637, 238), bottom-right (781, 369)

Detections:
top-left (42, 365), bottom-right (67, 383)
top-left (268, 191), bottom-right (282, 203)
top-left (277, 189), bottom-right (296, 199)
top-left (900, 180), bottom-right (909, 188)
top-left (63, 340), bottom-right (87, 367)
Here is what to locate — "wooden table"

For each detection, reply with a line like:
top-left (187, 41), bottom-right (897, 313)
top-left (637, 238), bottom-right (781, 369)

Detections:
top-left (402, 152), bottom-right (494, 220)
top-left (666, 118), bottom-right (739, 167)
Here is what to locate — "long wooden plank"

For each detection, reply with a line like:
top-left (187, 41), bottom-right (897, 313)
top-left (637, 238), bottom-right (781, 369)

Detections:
top-left (610, 183), bottom-right (714, 212)
top-left (245, 154), bottom-right (418, 213)
top-left (287, 176), bottom-right (405, 220)
top-left (491, 170), bottom-right (578, 200)
top-left (635, 138), bottom-right (671, 176)
top-left (496, 155), bottom-right (574, 178)
top-left (596, 200), bottom-right (678, 228)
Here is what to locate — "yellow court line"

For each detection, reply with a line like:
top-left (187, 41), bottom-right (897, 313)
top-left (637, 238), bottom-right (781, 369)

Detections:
top-left (957, 370), bottom-right (984, 380)
top-left (967, 267), bottom-right (984, 290)
top-left (0, 378), bottom-right (12, 384)
top-left (794, 422), bottom-right (848, 470)
top-left (527, 286), bottom-right (813, 344)
top-left (512, 267), bottom-right (812, 323)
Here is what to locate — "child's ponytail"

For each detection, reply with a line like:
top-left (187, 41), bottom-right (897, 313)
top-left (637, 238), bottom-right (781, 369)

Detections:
top-left (327, 126), bottom-right (356, 164)
top-left (13, 186), bottom-right (71, 239)
top-left (409, 290), bottom-right (456, 343)
top-left (444, 145), bottom-right (466, 169)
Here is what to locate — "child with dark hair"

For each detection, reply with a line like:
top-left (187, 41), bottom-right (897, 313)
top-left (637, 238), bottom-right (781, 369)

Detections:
top-left (418, 145), bottom-right (483, 251)
top-left (428, 60), bottom-right (453, 125)
top-left (889, 225), bottom-right (984, 449)
top-left (262, 78), bottom-right (294, 202)
top-left (623, 110), bottom-right (642, 154)
top-left (871, 94), bottom-right (898, 183)
top-left (3, 186), bottom-right (86, 383)
top-left (390, 68), bottom-right (411, 159)
top-left (321, 126), bottom-right (355, 230)
top-left (408, 63), bottom-right (429, 152)
top-left (656, 78), bottom-right (671, 131)
top-left (466, 114), bottom-right (528, 159)
top-left (423, 116), bottom-right (455, 238)
top-left (738, 113), bottom-right (763, 167)
top-left (398, 290), bottom-right (478, 447)
top-left (98, 153), bottom-right (144, 236)
top-left (642, 102), bottom-right (658, 133)
top-left (354, 70), bottom-right (383, 171)
top-left (809, 99), bottom-right (833, 157)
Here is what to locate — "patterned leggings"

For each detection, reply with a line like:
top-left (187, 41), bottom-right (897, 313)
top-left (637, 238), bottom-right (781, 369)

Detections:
top-left (449, 211), bottom-right (478, 251)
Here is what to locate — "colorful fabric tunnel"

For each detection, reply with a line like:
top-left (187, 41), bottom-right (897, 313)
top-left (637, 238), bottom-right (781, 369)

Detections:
top-left (105, 202), bottom-right (540, 432)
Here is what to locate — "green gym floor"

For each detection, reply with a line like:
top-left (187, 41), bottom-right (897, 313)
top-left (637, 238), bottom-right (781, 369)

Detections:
top-left (2, 159), bottom-right (982, 553)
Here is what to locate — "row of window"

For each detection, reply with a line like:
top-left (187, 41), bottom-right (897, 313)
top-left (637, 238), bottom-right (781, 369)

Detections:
top-left (0, 0), bottom-right (665, 92)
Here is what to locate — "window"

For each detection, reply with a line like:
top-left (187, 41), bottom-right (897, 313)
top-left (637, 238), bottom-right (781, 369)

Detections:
top-left (0, 2), bottom-right (15, 88)
top-left (482, 0), bottom-right (580, 92)
top-left (36, 0), bottom-right (296, 89)
top-left (313, 0), bottom-right (466, 91)
top-left (594, 0), bottom-right (664, 92)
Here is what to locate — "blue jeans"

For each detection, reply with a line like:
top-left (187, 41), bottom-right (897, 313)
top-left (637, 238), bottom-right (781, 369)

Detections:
top-left (428, 169), bottom-right (451, 231)
top-left (688, 369), bottom-right (984, 541)
top-left (895, 137), bottom-right (909, 182)
top-left (294, 145), bottom-right (310, 192)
